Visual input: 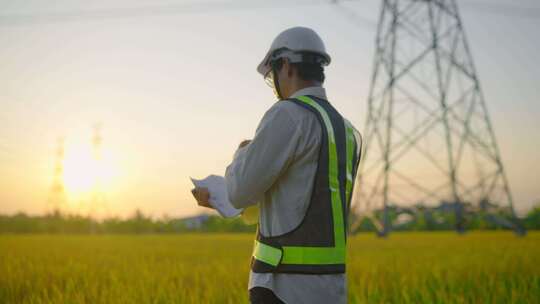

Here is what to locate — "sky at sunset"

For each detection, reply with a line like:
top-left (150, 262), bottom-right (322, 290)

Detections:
top-left (1, 0), bottom-right (539, 218)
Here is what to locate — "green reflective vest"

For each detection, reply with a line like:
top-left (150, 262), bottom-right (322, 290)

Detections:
top-left (251, 95), bottom-right (362, 274)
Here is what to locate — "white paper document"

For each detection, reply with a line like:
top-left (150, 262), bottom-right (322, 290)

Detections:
top-left (190, 175), bottom-right (243, 218)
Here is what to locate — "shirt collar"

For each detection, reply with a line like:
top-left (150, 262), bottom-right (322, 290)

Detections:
top-left (290, 86), bottom-right (327, 100)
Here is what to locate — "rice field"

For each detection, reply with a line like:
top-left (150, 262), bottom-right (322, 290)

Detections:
top-left (0, 231), bottom-right (538, 303)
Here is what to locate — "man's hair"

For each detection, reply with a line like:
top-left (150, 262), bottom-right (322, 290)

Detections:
top-left (271, 57), bottom-right (326, 83)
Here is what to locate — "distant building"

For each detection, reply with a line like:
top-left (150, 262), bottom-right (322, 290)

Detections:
top-left (182, 214), bottom-right (210, 230)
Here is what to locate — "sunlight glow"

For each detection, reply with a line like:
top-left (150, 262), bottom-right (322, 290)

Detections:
top-left (62, 141), bottom-right (117, 200)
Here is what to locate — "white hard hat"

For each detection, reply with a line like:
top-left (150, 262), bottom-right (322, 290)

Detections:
top-left (257, 26), bottom-right (331, 77)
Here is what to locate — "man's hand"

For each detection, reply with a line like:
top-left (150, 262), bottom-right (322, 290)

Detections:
top-left (239, 139), bottom-right (252, 149)
top-left (191, 187), bottom-right (213, 209)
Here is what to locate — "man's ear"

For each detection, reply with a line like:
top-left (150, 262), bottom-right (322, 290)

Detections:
top-left (285, 60), bottom-right (294, 78)
top-left (281, 59), bottom-right (292, 79)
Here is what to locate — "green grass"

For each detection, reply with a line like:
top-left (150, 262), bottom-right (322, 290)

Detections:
top-left (0, 232), bottom-right (538, 303)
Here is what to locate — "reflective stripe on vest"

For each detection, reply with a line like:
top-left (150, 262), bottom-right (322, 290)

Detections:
top-left (344, 118), bottom-right (356, 204)
top-left (251, 95), bottom-right (357, 266)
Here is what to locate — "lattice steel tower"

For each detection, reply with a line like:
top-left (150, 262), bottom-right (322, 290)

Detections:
top-left (88, 123), bottom-right (108, 219)
top-left (48, 137), bottom-right (67, 213)
top-left (355, 0), bottom-right (524, 235)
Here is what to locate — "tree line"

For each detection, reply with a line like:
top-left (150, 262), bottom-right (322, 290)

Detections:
top-left (0, 204), bottom-right (539, 234)
top-left (0, 210), bottom-right (255, 234)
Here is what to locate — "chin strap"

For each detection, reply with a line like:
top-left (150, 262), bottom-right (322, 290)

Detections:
top-left (272, 66), bottom-right (284, 100)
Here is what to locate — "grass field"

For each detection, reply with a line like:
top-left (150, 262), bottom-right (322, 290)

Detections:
top-left (0, 232), bottom-right (538, 303)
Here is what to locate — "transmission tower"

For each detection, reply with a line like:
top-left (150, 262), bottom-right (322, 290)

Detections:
top-left (354, 0), bottom-right (524, 235)
top-left (48, 137), bottom-right (67, 213)
top-left (88, 123), bottom-right (108, 220)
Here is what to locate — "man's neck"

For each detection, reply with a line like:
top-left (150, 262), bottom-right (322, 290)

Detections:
top-left (287, 81), bottom-right (322, 98)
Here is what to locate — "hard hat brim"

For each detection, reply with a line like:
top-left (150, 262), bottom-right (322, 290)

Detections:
top-left (257, 51), bottom-right (272, 77)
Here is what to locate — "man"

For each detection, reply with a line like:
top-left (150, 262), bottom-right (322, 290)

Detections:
top-left (192, 26), bottom-right (362, 304)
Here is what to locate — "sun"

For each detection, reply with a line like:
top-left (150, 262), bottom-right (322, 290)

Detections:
top-left (62, 142), bottom-right (116, 198)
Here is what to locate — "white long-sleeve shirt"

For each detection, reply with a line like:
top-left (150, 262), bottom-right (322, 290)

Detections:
top-left (225, 86), bottom-right (347, 304)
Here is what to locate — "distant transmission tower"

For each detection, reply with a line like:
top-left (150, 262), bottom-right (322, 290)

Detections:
top-left (355, 0), bottom-right (524, 235)
top-left (48, 137), bottom-right (66, 213)
top-left (88, 123), bottom-right (108, 219)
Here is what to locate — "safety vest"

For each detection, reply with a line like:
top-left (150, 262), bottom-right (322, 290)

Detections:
top-left (251, 95), bottom-right (362, 274)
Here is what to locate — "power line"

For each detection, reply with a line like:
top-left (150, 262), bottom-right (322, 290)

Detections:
top-left (342, 0), bottom-right (540, 19)
top-left (0, 0), bottom-right (347, 26)
top-left (458, 1), bottom-right (540, 19)
top-left (331, 1), bottom-right (378, 29)
top-left (0, 0), bottom-right (537, 27)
